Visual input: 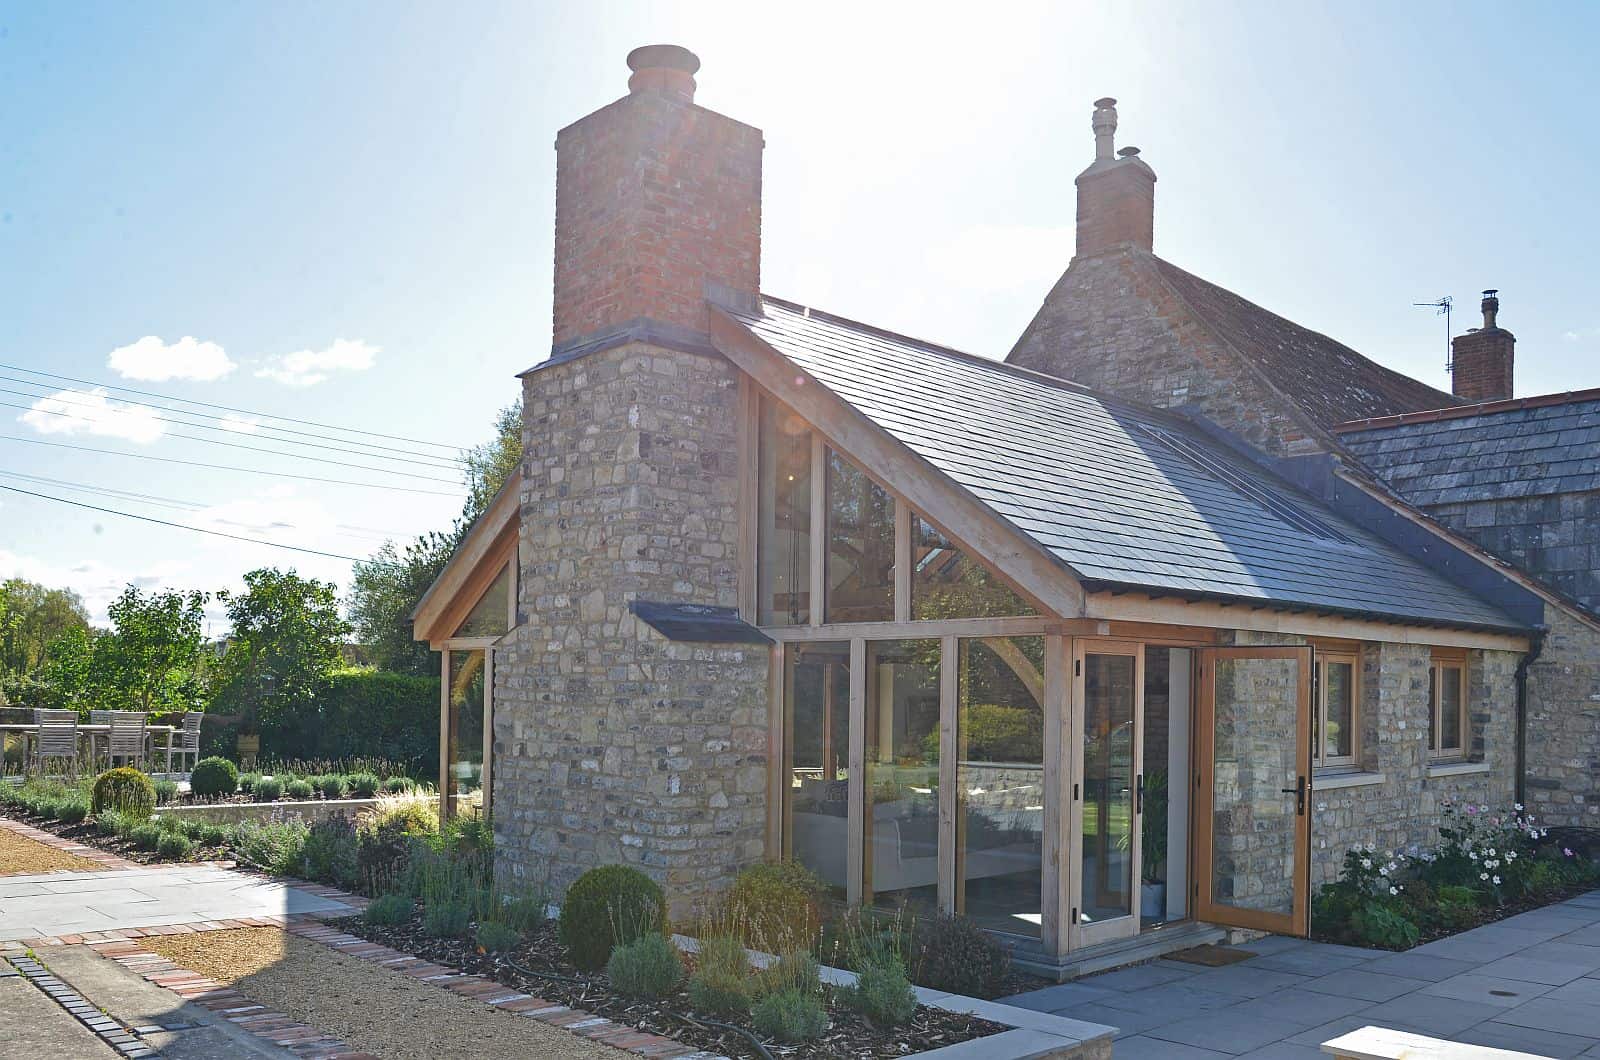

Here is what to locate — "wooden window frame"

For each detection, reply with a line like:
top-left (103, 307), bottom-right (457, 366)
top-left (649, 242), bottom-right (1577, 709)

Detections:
top-left (1429, 649), bottom-right (1469, 761)
top-left (1312, 648), bottom-right (1361, 771)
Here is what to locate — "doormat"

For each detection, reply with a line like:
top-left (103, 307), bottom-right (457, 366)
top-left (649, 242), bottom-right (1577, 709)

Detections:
top-left (1166, 944), bottom-right (1256, 967)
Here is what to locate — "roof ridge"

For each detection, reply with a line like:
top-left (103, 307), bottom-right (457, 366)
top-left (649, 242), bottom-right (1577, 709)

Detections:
top-left (752, 293), bottom-right (1202, 432)
top-left (1335, 386), bottom-right (1600, 432)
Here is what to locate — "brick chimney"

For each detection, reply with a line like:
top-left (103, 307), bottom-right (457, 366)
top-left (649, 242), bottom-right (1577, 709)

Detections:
top-left (550, 44), bottom-right (763, 360)
top-left (1451, 290), bottom-right (1515, 403)
top-left (1075, 97), bottom-right (1157, 258)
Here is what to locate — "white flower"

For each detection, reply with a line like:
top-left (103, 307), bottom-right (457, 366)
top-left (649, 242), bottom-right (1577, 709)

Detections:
top-left (1481, 872), bottom-right (1490, 881)
top-left (1493, 875), bottom-right (1502, 885)
top-left (1469, 851), bottom-right (1479, 861)
top-left (1379, 866), bottom-right (1390, 877)
top-left (1514, 803), bottom-right (1524, 811)
top-left (1487, 848), bottom-right (1496, 857)
top-left (1506, 851), bottom-right (1517, 861)
top-left (1361, 859), bottom-right (1373, 870)
top-left (1389, 886), bottom-right (1399, 896)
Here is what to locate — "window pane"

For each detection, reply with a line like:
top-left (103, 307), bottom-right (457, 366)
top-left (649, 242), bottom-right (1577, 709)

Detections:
top-left (1082, 652), bottom-right (1136, 925)
top-left (912, 516), bottom-right (1036, 620)
top-left (1429, 667), bottom-right (1439, 751)
top-left (958, 637), bottom-right (1044, 937)
top-left (1323, 661), bottom-right (1354, 760)
top-left (864, 639), bottom-right (940, 912)
top-left (758, 397), bottom-right (812, 626)
top-left (783, 642), bottom-right (850, 899)
top-left (446, 649), bottom-right (486, 817)
top-left (1440, 665), bottom-right (1463, 751)
top-left (454, 564), bottom-right (512, 638)
top-left (826, 451), bottom-right (895, 623)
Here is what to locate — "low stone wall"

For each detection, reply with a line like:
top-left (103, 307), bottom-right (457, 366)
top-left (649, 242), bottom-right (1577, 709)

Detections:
top-left (160, 795), bottom-right (438, 826)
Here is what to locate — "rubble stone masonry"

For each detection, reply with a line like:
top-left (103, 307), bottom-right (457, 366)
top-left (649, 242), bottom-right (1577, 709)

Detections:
top-left (1524, 607), bottom-right (1600, 827)
top-left (496, 343), bottom-right (769, 918)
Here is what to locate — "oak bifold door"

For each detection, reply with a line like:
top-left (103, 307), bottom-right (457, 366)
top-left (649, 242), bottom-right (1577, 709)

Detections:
top-left (1069, 641), bottom-right (1145, 948)
top-left (1194, 645), bottom-right (1313, 937)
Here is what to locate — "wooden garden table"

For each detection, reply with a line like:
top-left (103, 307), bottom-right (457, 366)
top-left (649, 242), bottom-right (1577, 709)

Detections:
top-left (0, 723), bottom-right (180, 775)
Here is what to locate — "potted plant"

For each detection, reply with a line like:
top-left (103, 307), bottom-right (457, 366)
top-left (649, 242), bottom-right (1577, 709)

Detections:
top-left (1140, 768), bottom-right (1169, 919)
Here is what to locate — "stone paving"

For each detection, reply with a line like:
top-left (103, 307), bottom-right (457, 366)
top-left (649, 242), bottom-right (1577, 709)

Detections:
top-left (1003, 889), bottom-right (1600, 1059)
top-left (0, 865), bottom-right (356, 942)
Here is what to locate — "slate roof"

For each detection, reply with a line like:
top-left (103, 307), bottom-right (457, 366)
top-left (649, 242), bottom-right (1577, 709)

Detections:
top-left (727, 297), bottom-right (1522, 632)
top-left (1153, 258), bottom-right (1457, 429)
top-left (1337, 390), bottom-right (1600, 507)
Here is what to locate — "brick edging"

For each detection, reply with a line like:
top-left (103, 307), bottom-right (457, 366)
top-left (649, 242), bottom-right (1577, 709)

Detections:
top-left (0, 814), bottom-right (139, 873)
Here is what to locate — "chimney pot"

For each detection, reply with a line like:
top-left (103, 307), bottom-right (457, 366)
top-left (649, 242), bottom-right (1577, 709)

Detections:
top-left (627, 43), bottom-right (700, 101)
top-left (1118, 146), bottom-right (1141, 157)
top-left (1481, 288), bottom-right (1500, 330)
top-left (1092, 97), bottom-right (1119, 161)
top-left (1451, 289), bottom-right (1514, 403)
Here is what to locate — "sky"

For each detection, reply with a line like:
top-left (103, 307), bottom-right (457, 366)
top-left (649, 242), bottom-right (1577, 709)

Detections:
top-left (3, 1), bottom-right (1597, 631)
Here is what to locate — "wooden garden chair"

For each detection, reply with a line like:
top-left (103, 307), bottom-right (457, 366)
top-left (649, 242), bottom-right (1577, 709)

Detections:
top-left (106, 712), bottom-right (148, 770)
top-left (169, 713), bottom-right (203, 773)
top-left (30, 709), bottom-right (80, 779)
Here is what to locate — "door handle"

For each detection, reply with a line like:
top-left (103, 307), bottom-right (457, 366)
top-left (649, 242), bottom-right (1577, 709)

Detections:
top-left (1135, 773), bottom-right (1144, 815)
top-left (1280, 776), bottom-right (1307, 815)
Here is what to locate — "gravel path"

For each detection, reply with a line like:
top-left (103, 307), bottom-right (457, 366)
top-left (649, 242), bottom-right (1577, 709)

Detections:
top-left (144, 928), bottom-right (621, 1060)
top-left (0, 827), bottom-right (103, 875)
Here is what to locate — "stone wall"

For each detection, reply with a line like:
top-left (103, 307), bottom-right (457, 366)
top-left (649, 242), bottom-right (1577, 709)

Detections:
top-left (495, 342), bottom-right (770, 918)
top-left (1524, 606), bottom-right (1600, 827)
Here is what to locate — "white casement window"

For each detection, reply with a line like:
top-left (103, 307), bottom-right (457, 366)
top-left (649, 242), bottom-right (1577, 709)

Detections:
top-left (1312, 650), bottom-right (1360, 770)
top-left (1429, 652), bottom-right (1469, 760)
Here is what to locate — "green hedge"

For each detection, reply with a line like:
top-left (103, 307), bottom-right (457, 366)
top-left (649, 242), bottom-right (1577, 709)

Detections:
top-left (205, 669), bottom-right (438, 773)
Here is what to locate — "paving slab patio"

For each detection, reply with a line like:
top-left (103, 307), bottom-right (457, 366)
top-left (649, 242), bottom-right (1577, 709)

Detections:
top-left (999, 888), bottom-right (1600, 1056)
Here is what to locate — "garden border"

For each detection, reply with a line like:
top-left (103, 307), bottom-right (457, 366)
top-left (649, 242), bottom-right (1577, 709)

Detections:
top-left (0, 814), bottom-right (138, 874)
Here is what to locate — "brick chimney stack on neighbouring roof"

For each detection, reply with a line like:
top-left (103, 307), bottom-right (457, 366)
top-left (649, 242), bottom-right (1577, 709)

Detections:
top-left (549, 45), bottom-right (764, 360)
top-left (1450, 290), bottom-right (1515, 403)
top-left (1075, 97), bottom-right (1157, 258)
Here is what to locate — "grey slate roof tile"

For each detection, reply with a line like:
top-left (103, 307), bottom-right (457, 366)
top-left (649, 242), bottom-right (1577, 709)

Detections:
top-left (730, 297), bottom-right (1522, 631)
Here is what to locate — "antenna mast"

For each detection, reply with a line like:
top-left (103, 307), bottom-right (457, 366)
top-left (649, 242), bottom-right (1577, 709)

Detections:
top-left (1414, 296), bottom-right (1453, 370)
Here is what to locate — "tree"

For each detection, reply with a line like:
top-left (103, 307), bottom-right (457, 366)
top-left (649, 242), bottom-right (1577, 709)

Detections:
top-left (0, 578), bottom-right (89, 675)
top-left (216, 568), bottom-right (349, 730)
top-left (97, 586), bottom-right (210, 713)
top-left (348, 400), bottom-right (522, 673)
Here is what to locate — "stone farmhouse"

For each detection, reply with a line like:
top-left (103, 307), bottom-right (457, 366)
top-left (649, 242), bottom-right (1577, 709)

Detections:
top-left (409, 45), bottom-right (1600, 978)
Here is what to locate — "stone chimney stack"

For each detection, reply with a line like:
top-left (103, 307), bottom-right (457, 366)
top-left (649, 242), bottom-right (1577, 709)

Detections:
top-left (1451, 290), bottom-right (1515, 403)
top-left (1075, 97), bottom-right (1157, 258)
top-left (549, 44), bottom-right (763, 359)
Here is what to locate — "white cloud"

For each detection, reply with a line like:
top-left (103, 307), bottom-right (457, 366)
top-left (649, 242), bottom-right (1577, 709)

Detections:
top-left (219, 414), bottom-right (261, 434)
top-left (255, 338), bottom-right (378, 387)
top-left (107, 335), bottom-right (235, 382)
top-left (20, 387), bottom-right (165, 444)
top-left (0, 548), bottom-right (190, 628)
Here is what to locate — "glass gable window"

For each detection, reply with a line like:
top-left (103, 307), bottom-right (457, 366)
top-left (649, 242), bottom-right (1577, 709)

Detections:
top-left (957, 636), bottom-right (1045, 937)
top-left (758, 396), bottom-right (814, 626)
top-left (912, 516), bottom-right (1036, 620)
top-left (445, 648), bottom-right (487, 817)
top-left (863, 639), bottom-right (940, 912)
top-left (826, 450), bottom-right (895, 623)
top-left (454, 563), bottom-right (512, 638)
top-left (782, 642), bottom-right (851, 898)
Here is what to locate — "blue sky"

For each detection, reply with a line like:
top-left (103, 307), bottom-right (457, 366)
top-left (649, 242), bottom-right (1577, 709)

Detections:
top-left (3, 1), bottom-right (1597, 628)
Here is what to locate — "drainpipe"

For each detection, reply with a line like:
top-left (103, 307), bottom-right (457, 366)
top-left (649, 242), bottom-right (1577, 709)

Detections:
top-left (1514, 628), bottom-right (1547, 808)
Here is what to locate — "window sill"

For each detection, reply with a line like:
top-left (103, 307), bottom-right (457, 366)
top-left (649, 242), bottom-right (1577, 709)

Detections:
top-left (1427, 760), bottom-right (1490, 779)
top-left (1312, 770), bottom-right (1385, 790)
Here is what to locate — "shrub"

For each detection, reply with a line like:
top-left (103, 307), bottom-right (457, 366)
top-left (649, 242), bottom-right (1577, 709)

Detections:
top-left (606, 934), bottom-right (683, 999)
top-left (302, 815), bottom-right (359, 889)
top-left (237, 772), bottom-right (261, 792)
top-left (475, 921), bottom-right (522, 953)
top-left (382, 775), bottom-right (414, 794)
top-left (686, 935), bottom-right (752, 1016)
top-left (189, 757), bottom-right (239, 798)
top-left (423, 899), bottom-right (471, 938)
top-left (314, 774), bottom-right (348, 800)
top-left (845, 953), bottom-right (917, 1027)
top-left (196, 824), bottom-right (232, 847)
top-left (348, 773), bottom-right (381, 798)
top-left (153, 778), bottom-right (180, 805)
top-left (499, 895), bottom-right (547, 934)
top-left (156, 833), bottom-right (194, 860)
top-left (356, 793), bottom-right (438, 895)
top-left (233, 819), bottom-right (309, 875)
top-left (91, 767), bottom-right (156, 821)
top-left (723, 861), bottom-right (825, 955)
top-left (756, 951), bottom-right (822, 999)
top-left (441, 813), bottom-right (495, 883)
top-left (558, 865), bottom-right (668, 972)
top-left (254, 668), bottom-right (438, 773)
top-left (1351, 903), bottom-right (1420, 949)
top-left (250, 777), bottom-right (284, 802)
top-left (54, 800), bottom-right (89, 825)
top-left (284, 779), bottom-right (314, 800)
top-left (96, 810), bottom-right (129, 837)
top-left (752, 987), bottom-right (829, 1043)
top-left (364, 893), bottom-right (414, 925)
top-left (129, 822), bottom-right (163, 851)
top-left (912, 912), bottom-right (1012, 998)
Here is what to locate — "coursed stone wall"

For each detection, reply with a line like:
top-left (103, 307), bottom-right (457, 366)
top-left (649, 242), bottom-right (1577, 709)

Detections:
top-left (496, 342), bottom-right (769, 918)
top-left (1524, 606), bottom-right (1600, 827)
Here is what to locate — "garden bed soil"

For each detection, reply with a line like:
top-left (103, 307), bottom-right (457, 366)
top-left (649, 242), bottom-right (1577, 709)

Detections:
top-left (140, 927), bottom-right (619, 1060)
top-left (0, 826), bottom-right (104, 875)
top-left (333, 912), bottom-right (1010, 1059)
top-left (1313, 876), bottom-right (1600, 950)
top-left (0, 809), bottom-right (231, 866)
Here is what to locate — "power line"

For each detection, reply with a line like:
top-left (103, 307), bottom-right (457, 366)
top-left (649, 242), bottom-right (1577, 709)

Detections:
top-left (0, 434), bottom-right (465, 497)
top-left (0, 482), bottom-right (363, 562)
top-left (0, 400), bottom-right (465, 484)
top-left (0, 361), bottom-right (463, 452)
top-left (0, 383), bottom-right (466, 470)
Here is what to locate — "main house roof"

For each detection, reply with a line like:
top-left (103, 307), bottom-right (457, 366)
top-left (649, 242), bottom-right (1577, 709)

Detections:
top-left (726, 296), bottom-right (1523, 632)
top-left (1336, 389), bottom-right (1600, 508)
top-left (1152, 257), bottom-right (1457, 429)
